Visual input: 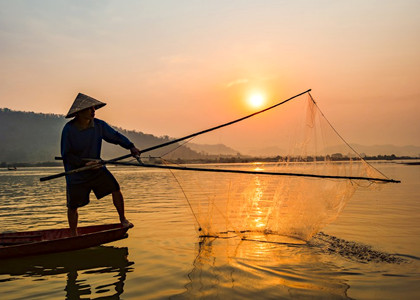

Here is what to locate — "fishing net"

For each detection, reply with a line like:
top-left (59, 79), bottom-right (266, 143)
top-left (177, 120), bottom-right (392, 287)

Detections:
top-left (140, 92), bottom-right (392, 242)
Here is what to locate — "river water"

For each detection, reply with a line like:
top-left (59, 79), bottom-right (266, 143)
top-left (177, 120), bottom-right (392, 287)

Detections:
top-left (0, 162), bottom-right (419, 299)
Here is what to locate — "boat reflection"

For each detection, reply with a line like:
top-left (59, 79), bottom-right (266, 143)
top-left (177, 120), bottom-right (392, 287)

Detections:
top-left (0, 246), bottom-right (134, 299)
top-left (173, 236), bottom-right (352, 299)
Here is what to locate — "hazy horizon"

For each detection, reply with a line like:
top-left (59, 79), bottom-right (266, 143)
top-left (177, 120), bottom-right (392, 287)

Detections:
top-left (0, 1), bottom-right (419, 147)
top-left (2, 107), bottom-right (420, 158)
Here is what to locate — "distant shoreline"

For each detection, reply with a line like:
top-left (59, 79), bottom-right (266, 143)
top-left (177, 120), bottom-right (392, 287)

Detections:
top-left (1, 155), bottom-right (419, 169)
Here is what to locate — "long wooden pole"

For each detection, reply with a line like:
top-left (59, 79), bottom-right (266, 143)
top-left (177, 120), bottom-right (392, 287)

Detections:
top-left (40, 89), bottom-right (311, 182)
top-left (137, 89), bottom-right (311, 155)
top-left (98, 160), bottom-right (402, 183)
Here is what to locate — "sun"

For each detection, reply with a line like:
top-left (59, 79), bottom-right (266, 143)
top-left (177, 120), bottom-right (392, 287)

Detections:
top-left (247, 93), bottom-right (265, 109)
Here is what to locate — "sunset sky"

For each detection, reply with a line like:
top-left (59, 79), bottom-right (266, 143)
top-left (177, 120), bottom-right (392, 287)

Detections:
top-left (0, 0), bottom-right (419, 147)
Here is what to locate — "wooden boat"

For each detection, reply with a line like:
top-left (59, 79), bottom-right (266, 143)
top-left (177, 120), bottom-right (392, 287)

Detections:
top-left (0, 223), bottom-right (131, 259)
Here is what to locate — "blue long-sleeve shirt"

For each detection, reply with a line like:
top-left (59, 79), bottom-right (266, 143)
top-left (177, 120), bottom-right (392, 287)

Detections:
top-left (61, 118), bottom-right (134, 184)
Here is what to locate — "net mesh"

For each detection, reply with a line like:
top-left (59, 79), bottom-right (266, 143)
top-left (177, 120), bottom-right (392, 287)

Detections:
top-left (143, 93), bottom-right (389, 241)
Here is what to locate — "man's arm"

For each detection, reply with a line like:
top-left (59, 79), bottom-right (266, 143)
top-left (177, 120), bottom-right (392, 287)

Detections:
top-left (101, 120), bottom-right (141, 157)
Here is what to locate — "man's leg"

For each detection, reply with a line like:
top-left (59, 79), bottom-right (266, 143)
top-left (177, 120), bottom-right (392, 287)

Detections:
top-left (112, 190), bottom-right (133, 227)
top-left (66, 183), bottom-right (89, 236)
top-left (67, 207), bottom-right (78, 236)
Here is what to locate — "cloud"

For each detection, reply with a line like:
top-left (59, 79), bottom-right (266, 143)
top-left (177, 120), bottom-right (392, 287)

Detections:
top-left (226, 78), bottom-right (249, 88)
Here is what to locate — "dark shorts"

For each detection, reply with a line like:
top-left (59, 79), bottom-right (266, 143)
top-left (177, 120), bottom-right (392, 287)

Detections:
top-left (66, 168), bottom-right (120, 209)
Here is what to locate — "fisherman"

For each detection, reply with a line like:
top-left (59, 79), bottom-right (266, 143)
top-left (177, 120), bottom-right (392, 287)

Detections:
top-left (61, 93), bottom-right (141, 236)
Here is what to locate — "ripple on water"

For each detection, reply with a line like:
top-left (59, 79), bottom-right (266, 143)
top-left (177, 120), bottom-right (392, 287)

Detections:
top-left (309, 232), bottom-right (407, 264)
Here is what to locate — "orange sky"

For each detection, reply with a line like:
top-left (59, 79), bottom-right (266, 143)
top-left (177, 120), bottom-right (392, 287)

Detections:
top-left (0, 1), bottom-right (419, 147)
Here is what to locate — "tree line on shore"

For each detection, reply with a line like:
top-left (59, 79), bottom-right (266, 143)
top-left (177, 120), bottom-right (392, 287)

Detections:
top-left (2, 154), bottom-right (417, 168)
top-left (1, 108), bottom-right (418, 168)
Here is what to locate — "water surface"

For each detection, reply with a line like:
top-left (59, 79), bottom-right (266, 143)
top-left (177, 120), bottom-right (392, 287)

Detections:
top-left (0, 163), bottom-right (419, 299)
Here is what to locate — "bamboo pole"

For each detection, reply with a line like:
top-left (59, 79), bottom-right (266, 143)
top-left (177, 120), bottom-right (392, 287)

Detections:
top-left (101, 160), bottom-right (401, 183)
top-left (40, 89), bottom-right (311, 182)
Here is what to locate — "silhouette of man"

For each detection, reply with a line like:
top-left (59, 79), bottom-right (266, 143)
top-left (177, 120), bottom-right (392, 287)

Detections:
top-left (61, 93), bottom-right (140, 235)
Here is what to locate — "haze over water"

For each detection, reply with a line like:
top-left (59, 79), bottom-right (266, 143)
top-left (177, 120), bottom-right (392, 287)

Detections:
top-left (0, 162), bottom-right (419, 299)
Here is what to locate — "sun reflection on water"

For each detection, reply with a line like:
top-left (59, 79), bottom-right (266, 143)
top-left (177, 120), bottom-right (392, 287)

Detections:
top-left (248, 176), bottom-right (269, 230)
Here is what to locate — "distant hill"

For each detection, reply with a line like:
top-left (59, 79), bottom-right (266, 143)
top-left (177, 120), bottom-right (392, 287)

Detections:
top-left (0, 108), bottom-right (202, 164)
top-left (350, 144), bottom-right (420, 157)
top-left (186, 143), bottom-right (239, 155)
top-left (1, 108), bottom-right (418, 164)
top-left (0, 108), bottom-right (65, 163)
top-left (242, 146), bottom-right (286, 157)
top-left (324, 143), bottom-right (420, 157)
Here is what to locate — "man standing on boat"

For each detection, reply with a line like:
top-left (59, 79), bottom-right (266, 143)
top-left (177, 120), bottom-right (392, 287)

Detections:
top-left (61, 93), bottom-right (141, 236)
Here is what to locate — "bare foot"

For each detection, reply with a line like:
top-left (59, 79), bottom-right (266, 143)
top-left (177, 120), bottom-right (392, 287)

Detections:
top-left (69, 228), bottom-right (78, 237)
top-left (121, 219), bottom-right (134, 228)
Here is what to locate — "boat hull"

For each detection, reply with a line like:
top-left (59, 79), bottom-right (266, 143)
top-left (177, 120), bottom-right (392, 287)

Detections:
top-left (0, 223), bottom-right (130, 259)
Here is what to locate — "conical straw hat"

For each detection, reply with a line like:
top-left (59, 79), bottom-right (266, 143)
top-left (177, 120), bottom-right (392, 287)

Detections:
top-left (65, 93), bottom-right (107, 118)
